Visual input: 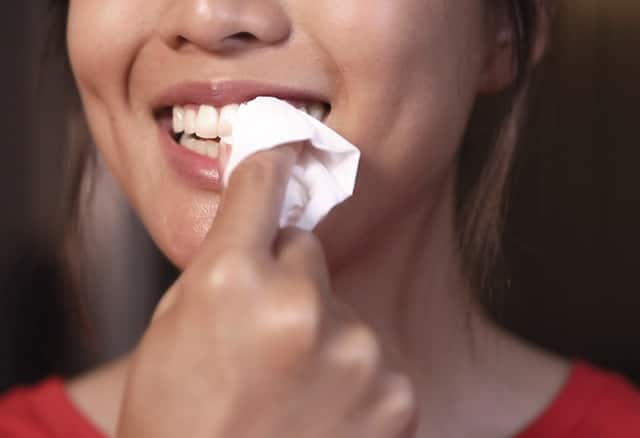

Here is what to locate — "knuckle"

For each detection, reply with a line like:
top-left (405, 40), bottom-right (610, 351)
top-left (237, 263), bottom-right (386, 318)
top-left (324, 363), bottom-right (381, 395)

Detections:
top-left (178, 249), bottom-right (265, 314)
top-left (206, 249), bottom-right (262, 290)
top-left (327, 324), bottom-right (382, 381)
top-left (377, 374), bottom-right (418, 430)
top-left (263, 294), bottom-right (320, 342)
top-left (255, 292), bottom-right (321, 364)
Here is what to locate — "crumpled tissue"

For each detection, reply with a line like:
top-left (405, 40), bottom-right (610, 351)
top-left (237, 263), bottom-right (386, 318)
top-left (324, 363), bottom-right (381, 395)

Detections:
top-left (223, 97), bottom-right (360, 230)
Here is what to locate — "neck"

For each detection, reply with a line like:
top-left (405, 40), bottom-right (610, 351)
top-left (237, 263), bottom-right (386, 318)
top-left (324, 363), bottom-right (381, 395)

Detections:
top-left (330, 171), bottom-right (472, 368)
top-left (328, 173), bottom-right (569, 437)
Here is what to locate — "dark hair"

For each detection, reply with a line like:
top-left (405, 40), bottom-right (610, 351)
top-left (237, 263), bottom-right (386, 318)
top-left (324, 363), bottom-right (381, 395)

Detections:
top-left (40, 0), bottom-right (545, 366)
top-left (458, 1), bottom-right (545, 301)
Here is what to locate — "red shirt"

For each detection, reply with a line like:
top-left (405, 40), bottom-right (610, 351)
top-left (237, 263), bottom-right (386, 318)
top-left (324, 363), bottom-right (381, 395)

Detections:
top-left (0, 378), bottom-right (102, 438)
top-left (1, 362), bottom-right (639, 437)
top-left (518, 362), bottom-right (640, 437)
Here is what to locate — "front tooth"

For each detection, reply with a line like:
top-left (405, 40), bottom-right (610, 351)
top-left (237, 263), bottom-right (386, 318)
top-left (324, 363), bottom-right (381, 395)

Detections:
top-left (196, 105), bottom-right (218, 139)
top-left (184, 106), bottom-right (197, 135)
top-left (172, 106), bottom-right (185, 133)
top-left (218, 104), bottom-right (239, 138)
top-left (308, 103), bottom-right (326, 121)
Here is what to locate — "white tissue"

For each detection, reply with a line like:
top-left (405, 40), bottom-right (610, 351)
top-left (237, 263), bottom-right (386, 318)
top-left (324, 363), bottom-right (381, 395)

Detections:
top-left (223, 97), bottom-right (360, 230)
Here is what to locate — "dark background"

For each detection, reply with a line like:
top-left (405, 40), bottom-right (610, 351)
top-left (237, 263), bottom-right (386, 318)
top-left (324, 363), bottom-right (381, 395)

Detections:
top-left (1, 1), bottom-right (639, 392)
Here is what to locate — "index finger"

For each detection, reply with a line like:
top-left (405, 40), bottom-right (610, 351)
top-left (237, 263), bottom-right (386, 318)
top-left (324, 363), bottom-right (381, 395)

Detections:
top-left (204, 142), bottom-right (302, 251)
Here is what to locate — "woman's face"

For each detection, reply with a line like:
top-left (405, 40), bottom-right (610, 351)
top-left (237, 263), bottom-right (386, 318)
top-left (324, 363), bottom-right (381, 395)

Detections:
top-left (67, 0), bottom-right (505, 269)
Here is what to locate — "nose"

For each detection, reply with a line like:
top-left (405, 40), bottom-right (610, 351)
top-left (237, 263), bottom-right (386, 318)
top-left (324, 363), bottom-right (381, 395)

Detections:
top-left (160, 0), bottom-right (291, 54)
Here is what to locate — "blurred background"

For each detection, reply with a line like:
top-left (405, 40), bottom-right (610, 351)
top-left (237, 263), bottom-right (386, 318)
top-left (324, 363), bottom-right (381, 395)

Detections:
top-left (1, 0), bottom-right (639, 393)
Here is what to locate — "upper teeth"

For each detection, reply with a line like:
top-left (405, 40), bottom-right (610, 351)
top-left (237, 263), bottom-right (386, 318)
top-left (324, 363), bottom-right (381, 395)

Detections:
top-left (172, 101), bottom-right (328, 140)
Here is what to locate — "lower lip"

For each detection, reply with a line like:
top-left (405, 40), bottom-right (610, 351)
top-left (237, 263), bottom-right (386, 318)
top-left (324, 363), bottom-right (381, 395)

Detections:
top-left (159, 127), bottom-right (224, 191)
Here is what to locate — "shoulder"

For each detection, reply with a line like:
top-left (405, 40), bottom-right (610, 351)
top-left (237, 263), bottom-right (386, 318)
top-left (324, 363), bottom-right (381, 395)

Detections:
top-left (0, 378), bottom-right (104, 438)
top-left (519, 361), bottom-right (640, 438)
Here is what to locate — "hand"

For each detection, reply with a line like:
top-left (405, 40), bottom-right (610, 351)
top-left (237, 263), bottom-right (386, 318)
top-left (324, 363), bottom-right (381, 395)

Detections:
top-left (116, 143), bottom-right (418, 438)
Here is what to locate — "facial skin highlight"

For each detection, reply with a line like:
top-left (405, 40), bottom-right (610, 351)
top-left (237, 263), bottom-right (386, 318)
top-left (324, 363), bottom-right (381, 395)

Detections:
top-left (67, 0), bottom-right (507, 270)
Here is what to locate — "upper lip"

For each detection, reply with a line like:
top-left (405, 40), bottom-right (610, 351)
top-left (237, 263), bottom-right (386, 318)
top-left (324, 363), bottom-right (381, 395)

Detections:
top-left (152, 80), bottom-right (331, 110)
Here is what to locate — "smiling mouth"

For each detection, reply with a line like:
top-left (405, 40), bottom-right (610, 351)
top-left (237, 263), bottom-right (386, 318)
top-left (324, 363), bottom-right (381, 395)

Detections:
top-left (152, 80), bottom-right (333, 160)
top-left (163, 100), bottom-right (330, 159)
top-left (151, 81), bottom-right (333, 191)
top-left (156, 100), bottom-right (330, 159)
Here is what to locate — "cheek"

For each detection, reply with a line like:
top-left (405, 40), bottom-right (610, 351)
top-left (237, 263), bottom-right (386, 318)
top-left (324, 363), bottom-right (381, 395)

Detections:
top-left (67, 1), bottom-right (144, 170)
top-left (313, 1), bottom-right (486, 183)
top-left (308, 1), bottom-right (489, 261)
top-left (68, 1), bottom-right (142, 95)
top-left (67, 1), bottom-right (161, 193)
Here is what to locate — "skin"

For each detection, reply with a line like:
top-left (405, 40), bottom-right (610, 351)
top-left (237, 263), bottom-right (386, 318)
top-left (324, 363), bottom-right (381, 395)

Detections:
top-left (65, 0), bottom-right (567, 437)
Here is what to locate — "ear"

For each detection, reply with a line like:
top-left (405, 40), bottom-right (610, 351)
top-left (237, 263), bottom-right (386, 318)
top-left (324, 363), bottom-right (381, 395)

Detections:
top-left (478, 0), bottom-right (555, 94)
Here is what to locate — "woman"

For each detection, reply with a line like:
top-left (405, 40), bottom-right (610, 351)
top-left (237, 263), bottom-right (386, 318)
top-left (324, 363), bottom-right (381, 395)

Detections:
top-left (2, 0), bottom-right (640, 437)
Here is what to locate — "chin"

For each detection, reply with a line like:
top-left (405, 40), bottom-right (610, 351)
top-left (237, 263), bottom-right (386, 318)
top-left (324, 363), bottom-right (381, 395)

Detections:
top-left (164, 243), bottom-right (198, 271)
top-left (142, 212), bottom-right (214, 271)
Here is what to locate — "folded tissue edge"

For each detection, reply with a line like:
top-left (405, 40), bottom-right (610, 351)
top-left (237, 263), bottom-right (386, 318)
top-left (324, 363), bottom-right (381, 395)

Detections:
top-left (223, 97), bottom-right (361, 230)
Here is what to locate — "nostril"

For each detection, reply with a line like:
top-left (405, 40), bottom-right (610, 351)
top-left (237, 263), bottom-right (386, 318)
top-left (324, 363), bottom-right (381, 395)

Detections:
top-left (174, 35), bottom-right (189, 49)
top-left (229, 31), bottom-right (257, 42)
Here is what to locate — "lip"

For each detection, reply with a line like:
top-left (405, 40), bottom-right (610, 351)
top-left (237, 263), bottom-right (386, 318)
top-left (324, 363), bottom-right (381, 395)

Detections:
top-left (152, 79), bottom-right (331, 110)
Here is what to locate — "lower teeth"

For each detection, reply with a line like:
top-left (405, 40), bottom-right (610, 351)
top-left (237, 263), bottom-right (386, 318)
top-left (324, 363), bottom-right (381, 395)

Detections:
top-left (178, 133), bottom-right (220, 159)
